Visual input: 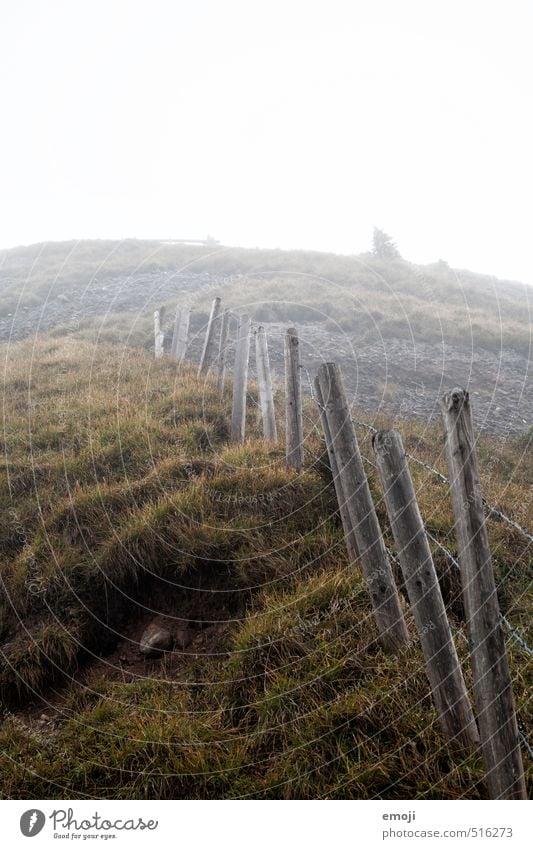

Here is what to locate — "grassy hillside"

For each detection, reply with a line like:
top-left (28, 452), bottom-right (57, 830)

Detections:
top-left (0, 239), bottom-right (531, 356)
top-left (0, 336), bottom-right (531, 798)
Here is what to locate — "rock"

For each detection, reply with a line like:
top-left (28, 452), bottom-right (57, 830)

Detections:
top-left (175, 627), bottom-right (195, 650)
top-left (139, 622), bottom-right (173, 658)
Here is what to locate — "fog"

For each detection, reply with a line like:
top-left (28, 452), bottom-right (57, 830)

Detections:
top-left (1, 0), bottom-right (532, 284)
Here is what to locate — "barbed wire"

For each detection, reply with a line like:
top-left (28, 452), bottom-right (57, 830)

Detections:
top-left (299, 364), bottom-right (318, 403)
top-left (323, 443), bottom-right (532, 654)
top-left (300, 366), bottom-right (533, 646)
top-left (196, 325), bottom-right (533, 659)
top-left (519, 727), bottom-right (533, 760)
top-left (501, 617), bottom-right (533, 658)
top-left (350, 417), bottom-right (533, 543)
top-left (424, 529), bottom-right (533, 658)
top-left (169, 314), bottom-right (533, 760)
top-left (306, 440), bottom-right (532, 759)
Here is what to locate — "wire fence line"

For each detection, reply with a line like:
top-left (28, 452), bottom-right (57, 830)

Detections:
top-left (225, 330), bottom-right (529, 568)
top-left (351, 416), bottom-right (533, 544)
top-left (303, 437), bottom-right (532, 762)
top-left (166, 299), bottom-right (533, 772)
top-left (209, 327), bottom-right (532, 661)
top-left (298, 366), bottom-right (532, 546)
top-left (305, 435), bottom-right (533, 657)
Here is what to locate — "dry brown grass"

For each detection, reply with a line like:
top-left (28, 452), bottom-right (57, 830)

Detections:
top-left (0, 335), bottom-right (530, 799)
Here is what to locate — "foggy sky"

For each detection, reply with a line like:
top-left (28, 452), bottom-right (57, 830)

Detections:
top-left (1, 0), bottom-right (532, 284)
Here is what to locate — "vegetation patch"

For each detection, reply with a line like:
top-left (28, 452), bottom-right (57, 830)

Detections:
top-left (0, 336), bottom-right (531, 798)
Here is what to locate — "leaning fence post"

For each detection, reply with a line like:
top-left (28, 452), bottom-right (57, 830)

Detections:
top-left (314, 377), bottom-right (358, 559)
top-left (255, 326), bottom-right (278, 442)
top-left (175, 308), bottom-right (190, 361)
top-left (285, 327), bottom-right (304, 470)
top-left (199, 297), bottom-right (222, 375)
top-left (373, 429), bottom-right (479, 748)
top-left (217, 309), bottom-right (230, 394)
top-left (154, 310), bottom-right (164, 359)
top-left (316, 362), bottom-right (409, 651)
top-left (230, 314), bottom-right (251, 442)
top-left (170, 306), bottom-right (181, 358)
top-left (441, 388), bottom-right (526, 798)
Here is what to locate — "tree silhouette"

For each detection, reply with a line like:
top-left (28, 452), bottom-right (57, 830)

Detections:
top-left (372, 227), bottom-right (401, 259)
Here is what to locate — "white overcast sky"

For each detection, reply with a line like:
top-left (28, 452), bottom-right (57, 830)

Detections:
top-left (1, 0), bottom-right (532, 283)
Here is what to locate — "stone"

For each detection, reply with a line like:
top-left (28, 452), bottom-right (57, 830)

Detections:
top-left (174, 627), bottom-right (195, 650)
top-left (139, 623), bottom-right (173, 658)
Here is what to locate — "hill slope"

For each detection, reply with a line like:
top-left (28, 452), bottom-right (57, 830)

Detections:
top-left (0, 240), bottom-right (531, 436)
top-left (0, 336), bottom-right (531, 798)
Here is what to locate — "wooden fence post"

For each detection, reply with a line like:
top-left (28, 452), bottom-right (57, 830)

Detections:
top-left (230, 314), bottom-right (251, 443)
top-left (285, 327), bottom-right (304, 470)
top-left (255, 326), bottom-right (278, 442)
top-left (314, 377), bottom-right (359, 560)
top-left (373, 429), bottom-right (479, 748)
top-left (217, 309), bottom-right (230, 394)
top-left (316, 362), bottom-right (409, 651)
top-left (441, 388), bottom-right (526, 798)
top-left (175, 308), bottom-right (190, 361)
top-left (170, 306), bottom-right (181, 358)
top-left (199, 297), bottom-right (222, 375)
top-left (154, 310), bottom-right (164, 359)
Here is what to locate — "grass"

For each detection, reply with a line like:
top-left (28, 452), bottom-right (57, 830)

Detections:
top-left (0, 335), bottom-right (531, 798)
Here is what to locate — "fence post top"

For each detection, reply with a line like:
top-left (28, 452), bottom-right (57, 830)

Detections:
top-left (441, 387), bottom-right (470, 413)
top-left (372, 429), bottom-right (403, 455)
top-left (317, 361), bottom-right (340, 377)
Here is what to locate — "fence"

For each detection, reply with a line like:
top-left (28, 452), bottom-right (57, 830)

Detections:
top-left (153, 296), bottom-right (530, 799)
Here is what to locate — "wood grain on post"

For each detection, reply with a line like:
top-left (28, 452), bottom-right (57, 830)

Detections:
top-left (314, 377), bottom-right (358, 560)
top-left (154, 310), bottom-right (164, 359)
top-left (441, 388), bottom-right (526, 798)
top-left (175, 308), bottom-right (190, 361)
top-left (217, 309), bottom-right (230, 394)
top-left (316, 362), bottom-right (409, 651)
top-left (198, 297), bottom-right (222, 375)
top-left (373, 429), bottom-right (479, 748)
top-left (170, 307), bottom-right (181, 358)
top-left (284, 327), bottom-right (304, 471)
top-left (255, 326), bottom-right (278, 442)
top-left (230, 314), bottom-right (251, 443)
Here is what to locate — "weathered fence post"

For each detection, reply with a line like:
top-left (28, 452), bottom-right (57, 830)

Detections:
top-left (199, 297), bottom-right (222, 375)
top-left (230, 314), bottom-right (251, 442)
top-left (175, 308), bottom-right (190, 361)
top-left (217, 309), bottom-right (230, 394)
top-left (314, 377), bottom-right (359, 560)
top-left (285, 327), bottom-right (304, 470)
top-left (441, 388), bottom-right (526, 798)
top-left (255, 326), bottom-right (278, 442)
top-left (373, 429), bottom-right (479, 748)
top-left (316, 363), bottom-right (409, 651)
top-left (154, 310), bottom-right (164, 359)
top-left (170, 306), bottom-right (181, 358)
